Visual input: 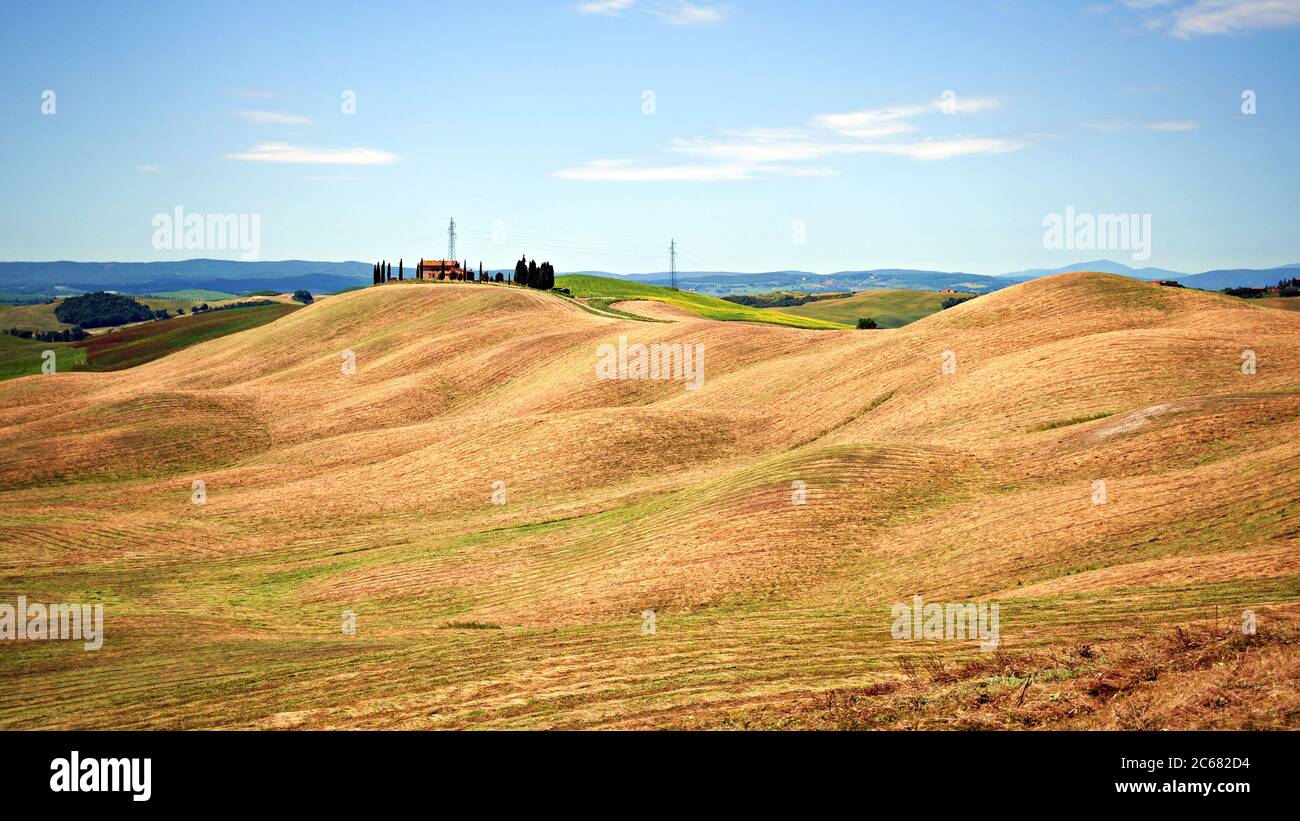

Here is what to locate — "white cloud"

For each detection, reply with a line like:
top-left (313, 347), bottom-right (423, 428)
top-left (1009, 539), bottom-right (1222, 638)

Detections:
top-left (135, 164), bottom-right (160, 173)
top-left (573, 0), bottom-right (636, 15)
top-left (667, 130), bottom-right (837, 163)
top-left (855, 137), bottom-right (1025, 161)
top-left (1170, 0), bottom-right (1300, 36)
top-left (1146, 120), bottom-right (1199, 130)
top-left (652, 1), bottom-right (729, 25)
top-left (228, 143), bottom-right (400, 165)
top-left (573, 0), bottom-right (728, 25)
top-left (234, 110), bottom-right (313, 125)
top-left (1114, 0), bottom-right (1300, 36)
top-left (558, 93), bottom-right (1021, 181)
top-left (812, 95), bottom-right (1005, 138)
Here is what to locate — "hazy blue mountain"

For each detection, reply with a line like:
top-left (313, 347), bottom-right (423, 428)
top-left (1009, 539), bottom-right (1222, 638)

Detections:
top-left (1001, 259), bottom-right (1186, 280)
top-left (609, 269), bottom-right (1013, 295)
top-left (1001, 259), bottom-right (1299, 289)
top-left (2, 258), bottom-right (1297, 300)
top-left (1174, 265), bottom-right (1300, 290)
top-left (0, 260), bottom-right (371, 296)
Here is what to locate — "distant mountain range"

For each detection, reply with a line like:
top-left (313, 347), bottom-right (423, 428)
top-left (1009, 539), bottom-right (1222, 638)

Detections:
top-left (582, 260), bottom-right (1300, 296)
top-left (999, 259), bottom-right (1300, 291)
top-left (0, 260), bottom-right (372, 298)
top-left (598, 269), bottom-right (1013, 296)
top-left (1, 258), bottom-right (1297, 299)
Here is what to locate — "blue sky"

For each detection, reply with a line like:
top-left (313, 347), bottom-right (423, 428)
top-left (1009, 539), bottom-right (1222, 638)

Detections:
top-left (1, 0), bottom-right (1297, 274)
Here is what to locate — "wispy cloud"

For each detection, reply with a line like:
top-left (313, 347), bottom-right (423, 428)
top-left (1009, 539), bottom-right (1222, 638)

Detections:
top-left (855, 137), bottom-right (1024, 161)
top-left (651, 1), bottom-right (729, 25)
top-left (234, 110), bottom-right (313, 125)
top-left (1110, 0), bottom-right (1300, 37)
top-left (228, 143), bottom-right (400, 165)
top-left (573, 0), bottom-right (636, 16)
top-left (135, 164), bottom-right (160, 173)
top-left (572, 0), bottom-right (729, 25)
top-left (1169, 0), bottom-right (1300, 36)
top-left (555, 94), bottom-right (1020, 181)
top-left (813, 96), bottom-right (1005, 138)
top-left (1085, 118), bottom-right (1200, 131)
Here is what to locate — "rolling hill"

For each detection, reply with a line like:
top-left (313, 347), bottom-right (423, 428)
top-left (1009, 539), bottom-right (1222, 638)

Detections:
top-left (555, 273), bottom-right (849, 329)
top-left (0, 272), bottom-right (1296, 730)
top-left (767, 289), bottom-right (976, 328)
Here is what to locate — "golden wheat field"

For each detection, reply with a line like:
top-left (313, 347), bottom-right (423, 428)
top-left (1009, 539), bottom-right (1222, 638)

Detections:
top-left (0, 271), bottom-right (1297, 729)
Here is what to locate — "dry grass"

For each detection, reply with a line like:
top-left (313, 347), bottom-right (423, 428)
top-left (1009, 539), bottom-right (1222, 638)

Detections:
top-left (0, 272), bottom-right (1296, 729)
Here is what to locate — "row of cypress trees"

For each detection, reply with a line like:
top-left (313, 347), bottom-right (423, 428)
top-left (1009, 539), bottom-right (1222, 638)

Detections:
top-left (513, 256), bottom-right (555, 290)
top-left (373, 259), bottom-right (405, 284)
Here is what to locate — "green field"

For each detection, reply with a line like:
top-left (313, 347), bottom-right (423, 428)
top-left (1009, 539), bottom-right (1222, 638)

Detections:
top-left (0, 302), bottom-right (77, 332)
top-left (143, 289), bottom-right (241, 301)
top-left (554, 274), bottom-right (849, 329)
top-left (769, 288), bottom-right (976, 328)
top-left (73, 303), bottom-right (301, 371)
top-left (0, 334), bottom-right (86, 380)
top-left (1, 295), bottom-right (244, 332)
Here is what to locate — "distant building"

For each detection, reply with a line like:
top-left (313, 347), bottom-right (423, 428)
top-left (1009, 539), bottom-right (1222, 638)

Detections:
top-left (1152, 279), bottom-right (1184, 288)
top-left (417, 259), bottom-right (468, 281)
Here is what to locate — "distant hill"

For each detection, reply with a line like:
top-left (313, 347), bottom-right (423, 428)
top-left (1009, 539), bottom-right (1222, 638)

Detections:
top-left (1174, 265), bottom-right (1300, 291)
top-left (612, 269), bottom-right (1013, 296)
top-left (1001, 260), bottom-right (1300, 290)
top-left (1000, 259), bottom-right (1186, 281)
top-left (3, 257), bottom-right (1297, 300)
top-left (0, 260), bottom-right (370, 297)
top-left (610, 260), bottom-right (1300, 296)
top-left (554, 274), bottom-right (846, 329)
top-left (770, 288), bottom-right (976, 328)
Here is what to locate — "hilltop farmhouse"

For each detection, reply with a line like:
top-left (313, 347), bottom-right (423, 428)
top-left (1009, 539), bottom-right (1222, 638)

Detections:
top-left (417, 259), bottom-right (476, 281)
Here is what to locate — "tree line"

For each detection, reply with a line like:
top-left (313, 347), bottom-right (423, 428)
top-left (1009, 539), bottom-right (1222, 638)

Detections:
top-left (3, 326), bottom-right (89, 342)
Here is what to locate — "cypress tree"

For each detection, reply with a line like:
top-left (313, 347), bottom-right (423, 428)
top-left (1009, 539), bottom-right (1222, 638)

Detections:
top-left (399, 258), bottom-right (404, 281)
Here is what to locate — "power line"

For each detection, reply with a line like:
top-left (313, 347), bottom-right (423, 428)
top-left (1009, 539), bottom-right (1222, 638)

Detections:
top-left (447, 217), bottom-right (456, 261)
top-left (669, 239), bottom-right (677, 290)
